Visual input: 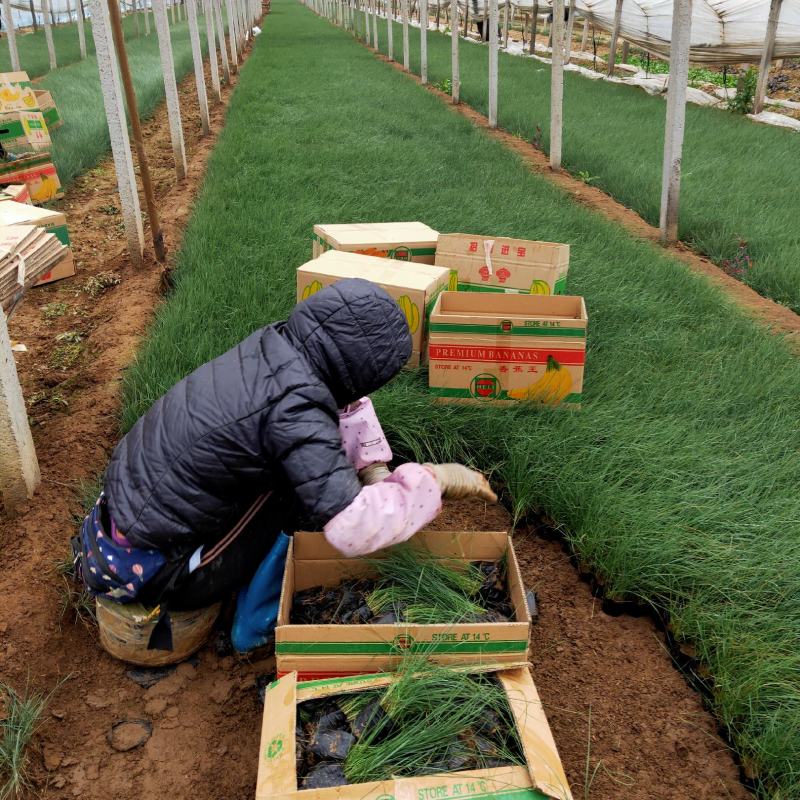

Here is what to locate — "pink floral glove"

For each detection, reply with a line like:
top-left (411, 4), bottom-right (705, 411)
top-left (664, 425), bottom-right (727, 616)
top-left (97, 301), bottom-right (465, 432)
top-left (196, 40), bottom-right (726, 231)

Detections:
top-left (338, 397), bottom-right (393, 471)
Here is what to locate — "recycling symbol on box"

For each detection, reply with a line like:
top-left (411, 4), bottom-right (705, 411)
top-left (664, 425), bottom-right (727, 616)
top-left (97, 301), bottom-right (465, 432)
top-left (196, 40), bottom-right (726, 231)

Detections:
top-left (265, 735), bottom-right (285, 760)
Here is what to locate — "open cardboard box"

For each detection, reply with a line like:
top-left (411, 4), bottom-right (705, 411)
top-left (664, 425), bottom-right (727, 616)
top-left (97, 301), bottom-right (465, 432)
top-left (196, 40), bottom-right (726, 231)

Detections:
top-left (428, 292), bottom-right (588, 408)
top-left (255, 665), bottom-right (574, 800)
top-left (275, 531), bottom-right (531, 679)
top-left (436, 233), bottom-right (570, 296)
top-left (313, 221), bottom-right (439, 264)
top-left (296, 250), bottom-right (450, 368)
top-left (0, 152), bottom-right (63, 203)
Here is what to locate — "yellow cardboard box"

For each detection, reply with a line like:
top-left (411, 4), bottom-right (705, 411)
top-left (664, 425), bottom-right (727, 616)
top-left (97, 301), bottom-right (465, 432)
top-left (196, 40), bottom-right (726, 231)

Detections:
top-left (428, 292), bottom-right (588, 407)
top-left (0, 72), bottom-right (39, 114)
top-left (313, 221), bottom-right (439, 264)
top-left (256, 665), bottom-right (573, 800)
top-left (436, 233), bottom-right (569, 295)
top-left (275, 530), bottom-right (531, 678)
top-left (296, 250), bottom-right (450, 367)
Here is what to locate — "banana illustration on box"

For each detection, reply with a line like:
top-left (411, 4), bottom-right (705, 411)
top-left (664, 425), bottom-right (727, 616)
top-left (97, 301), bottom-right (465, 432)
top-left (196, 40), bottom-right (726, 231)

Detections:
top-left (301, 280), bottom-right (323, 300)
top-left (529, 279), bottom-right (551, 295)
top-left (397, 294), bottom-right (420, 334)
top-left (508, 355), bottom-right (572, 405)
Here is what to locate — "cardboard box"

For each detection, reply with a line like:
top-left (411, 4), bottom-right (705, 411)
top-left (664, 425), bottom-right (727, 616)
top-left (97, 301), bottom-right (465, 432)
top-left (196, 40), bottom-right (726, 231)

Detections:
top-left (0, 72), bottom-right (38, 114)
top-left (0, 153), bottom-right (63, 203)
top-left (0, 200), bottom-right (70, 246)
top-left (0, 184), bottom-right (30, 203)
top-left (275, 530), bottom-right (531, 679)
top-left (436, 233), bottom-right (569, 295)
top-left (313, 222), bottom-right (439, 264)
top-left (35, 249), bottom-right (75, 286)
top-left (296, 250), bottom-right (450, 368)
top-left (33, 90), bottom-right (62, 130)
top-left (428, 292), bottom-right (588, 407)
top-left (0, 110), bottom-right (51, 154)
top-left (255, 666), bottom-right (574, 800)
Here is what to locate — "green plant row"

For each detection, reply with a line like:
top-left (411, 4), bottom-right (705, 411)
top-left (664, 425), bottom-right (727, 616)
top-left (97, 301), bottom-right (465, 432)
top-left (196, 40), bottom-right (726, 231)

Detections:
top-left (369, 15), bottom-right (800, 314)
top-left (121, 2), bottom-right (800, 795)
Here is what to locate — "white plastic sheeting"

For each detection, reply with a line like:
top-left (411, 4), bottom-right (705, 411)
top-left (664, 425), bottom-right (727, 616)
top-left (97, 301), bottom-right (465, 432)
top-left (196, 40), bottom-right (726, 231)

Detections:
top-left (574, 0), bottom-right (800, 63)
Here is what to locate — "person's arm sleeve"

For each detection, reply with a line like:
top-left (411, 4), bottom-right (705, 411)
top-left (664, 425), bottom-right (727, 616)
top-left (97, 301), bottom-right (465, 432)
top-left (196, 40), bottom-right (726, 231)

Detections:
top-left (323, 463), bottom-right (442, 557)
top-left (267, 388), bottom-right (362, 527)
top-left (338, 397), bottom-right (393, 470)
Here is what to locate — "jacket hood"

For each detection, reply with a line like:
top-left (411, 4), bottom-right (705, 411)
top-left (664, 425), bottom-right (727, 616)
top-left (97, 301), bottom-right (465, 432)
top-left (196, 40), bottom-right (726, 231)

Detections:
top-left (282, 278), bottom-right (412, 407)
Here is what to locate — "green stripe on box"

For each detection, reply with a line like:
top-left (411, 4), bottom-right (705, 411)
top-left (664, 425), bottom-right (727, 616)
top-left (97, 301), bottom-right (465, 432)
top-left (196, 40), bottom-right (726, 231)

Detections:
top-left (429, 322), bottom-right (585, 337)
top-left (430, 387), bottom-right (583, 404)
top-left (41, 108), bottom-right (59, 128)
top-left (0, 153), bottom-right (51, 175)
top-left (300, 672), bottom-right (393, 691)
top-left (0, 119), bottom-right (27, 138)
top-left (275, 639), bottom-right (529, 655)
top-left (51, 224), bottom-right (70, 246)
top-left (553, 275), bottom-right (568, 294)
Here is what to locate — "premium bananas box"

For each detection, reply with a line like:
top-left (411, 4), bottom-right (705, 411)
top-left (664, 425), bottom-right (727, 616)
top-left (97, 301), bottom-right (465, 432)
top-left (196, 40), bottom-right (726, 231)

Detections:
top-left (428, 292), bottom-right (588, 407)
top-left (0, 72), bottom-right (38, 114)
top-left (296, 250), bottom-right (450, 368)
top-left (312, 221), bottom-right (439, 264)
top-left (436, 233), bottom-right (569, 295)
top-left (33, 90), bottom-right (62, 130)
top-left (0, 153), bottom-right (62, 203)
top-left (256, 665), bottom-right (573, 800)
top-left (0, 110), bottom-right (51, 154)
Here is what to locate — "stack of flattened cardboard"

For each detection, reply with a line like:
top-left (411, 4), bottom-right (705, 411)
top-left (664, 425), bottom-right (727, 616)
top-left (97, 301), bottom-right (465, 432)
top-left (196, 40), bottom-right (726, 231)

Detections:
top-left (0, 224), bottom-right (67, 310)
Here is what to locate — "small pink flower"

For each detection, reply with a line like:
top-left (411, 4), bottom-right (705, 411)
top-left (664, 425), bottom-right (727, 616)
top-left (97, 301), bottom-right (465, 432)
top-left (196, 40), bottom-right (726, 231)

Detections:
top-left (126, 583), bottom-right (135, 592)
top-left (132, 564), bottom-right (144, 578)
top-left (109, 564), bottom-right (117, 574)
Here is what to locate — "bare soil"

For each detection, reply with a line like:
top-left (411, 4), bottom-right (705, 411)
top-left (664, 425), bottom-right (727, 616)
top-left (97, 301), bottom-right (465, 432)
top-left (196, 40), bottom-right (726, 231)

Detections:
top-left (0, 24), bottom-right (751, 800)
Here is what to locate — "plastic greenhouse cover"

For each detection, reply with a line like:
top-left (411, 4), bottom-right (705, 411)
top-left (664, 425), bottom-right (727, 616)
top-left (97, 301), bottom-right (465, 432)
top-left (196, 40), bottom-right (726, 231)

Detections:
top-left (574, 0), bottom-right (800, 63)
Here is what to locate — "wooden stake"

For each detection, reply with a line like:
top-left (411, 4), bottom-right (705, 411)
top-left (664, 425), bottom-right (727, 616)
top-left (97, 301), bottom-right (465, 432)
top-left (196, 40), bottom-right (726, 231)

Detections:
top-left (659, 0), bottom-right (692, 242)
top-left (105, 0), bottom-right (166, 260)
top-left (550, 0), bottom-right (564, 169)
top-left (488, 0), bottom-right (498, 127)
top-left (0, 308), bottom-right (40, 515)
top-left (564, 0), bottom-right (575, 62)
top-left (754, 0), bottom-right (783, 114)
top-left (621, 38), bottom-right (629, 62)
top-left (42, 0), bottom-right (57, 69)
top-left (203, 0), bottom-right (222, 98)
top-left (186, 0), bottom-right (210, 133)
top-left (212, 0), bottom-right (231, 82)
top-left (451, 0), bottom-right (459, 102)
top-left (28, 0), bottom-right (38, 31)
top-left (1, 0), bottom-right (20, 71)
top-left (401, 0), bottom-right (408, 69)
top-left (580, 15), bottom-right (588, 50)
top-left (90, 0), bottom-right (145, 263)
top-left (530, 1), bottom-right (537, 53)
top-left (420, 0), bottom-right (427, 83)
top-left (606, 0), bottom-right (623, 76)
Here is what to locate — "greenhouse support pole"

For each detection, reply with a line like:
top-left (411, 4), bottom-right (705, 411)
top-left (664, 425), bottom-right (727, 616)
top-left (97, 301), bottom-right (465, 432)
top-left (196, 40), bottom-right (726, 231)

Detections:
top-left (488, 0), bottom-right (498, 126)
top-left (387, 0), bottom-right (393, 58)
top-left (204, 0), bottom-right (222, 98)
top-left (77, 0), bottom-right (87, 55)
top-left (550, 0), bottom-right (564, 168)
top-left (530, 0), bottom-right (537, 53)
top-left (90, 0), bottom-right (146, 264)
top-left (659, 0), bottom-right (692, 242)
top-left (450, 0), bottom-right (459, 102)
top-left (213, 0), bottom-right (231, 82)
top-left (564, 0), bottom-right (575, 62)
top-left (606, 0), bottom-right (623, 76)
top-left (144, 0), bottom-right (151, 33)
top-left (225, 0), bottom-right (240, 66)
top-left (463, 0), bottom-right (467, 37)
top-left (372, 0), bottom-right (378, 47)
top-left (42, 0), bottom-right (57, 69)
top-left (402, 0), bottom-right (409, 69)
top-left (66, 0), bottom-right (72, 24)
top-left (754, 0), bottom-right (783, 114)
top-left (153, 0), bottom-right (188, 180)
top-left (1, 0), bottom-right (20, 71)
top-left (187, 0), bottom-right (210, 133)
top-left (580, 15), bottom-right (588, 49)
top-left (502, 0), bottom-right (508, 48)
top-left (420, 0), bottom-right (427, 83)
top-left (0, 308), bottom-right (40, 516)
top-left (365, 0), bottom-right (371, 43)
top-left (621, 38), bottom-right (629, 61)
top-left (28, 0), bottom-right (38, 31)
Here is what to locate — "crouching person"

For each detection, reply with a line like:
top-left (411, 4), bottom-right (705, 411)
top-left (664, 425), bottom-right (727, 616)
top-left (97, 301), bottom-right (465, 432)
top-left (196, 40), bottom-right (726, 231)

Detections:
top-left (74, 279), bottom-right (496, 661)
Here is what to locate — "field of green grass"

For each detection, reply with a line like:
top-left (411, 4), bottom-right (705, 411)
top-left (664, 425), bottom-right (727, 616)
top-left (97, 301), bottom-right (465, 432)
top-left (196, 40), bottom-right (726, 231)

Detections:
top-left (35, 15), bottom-right (213, 186)
top-left (363, 15), bottom-right (800, 315)
top-left (0, 13), bottom-right (148, 78)
top-left (121, 1), bottom-right (800, 796)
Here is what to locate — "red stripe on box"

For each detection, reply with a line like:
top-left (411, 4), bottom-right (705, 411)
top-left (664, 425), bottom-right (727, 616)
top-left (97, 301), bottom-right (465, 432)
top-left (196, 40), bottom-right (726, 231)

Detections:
top-left (429, 344), bottom-right (585, 365)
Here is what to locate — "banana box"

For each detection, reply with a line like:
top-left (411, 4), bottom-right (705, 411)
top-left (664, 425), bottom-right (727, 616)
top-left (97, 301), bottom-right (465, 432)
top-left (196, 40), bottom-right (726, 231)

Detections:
top-left (428, 292), bottom-right (588, 407)
top-left (312, 221), bottom-right (439, 264)
top-left (0, 72), bottom-right (38, 114)
top-left (296, 250), bottom-right (450, 368)
top-left (436, 233), bottom-right (569, 295)
top-left (0, 153), bottom-right (63, 204)
top-left (33, 90), bottom-right (62, 130)
top-left (0, 110), bottom-right (51, 154)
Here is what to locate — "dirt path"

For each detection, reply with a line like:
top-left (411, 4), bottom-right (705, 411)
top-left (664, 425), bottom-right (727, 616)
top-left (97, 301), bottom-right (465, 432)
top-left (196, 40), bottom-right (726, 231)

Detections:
top-left (372, 51), bottom-right (800, 352)
top-left (0, 26), bottom-right (750, 800)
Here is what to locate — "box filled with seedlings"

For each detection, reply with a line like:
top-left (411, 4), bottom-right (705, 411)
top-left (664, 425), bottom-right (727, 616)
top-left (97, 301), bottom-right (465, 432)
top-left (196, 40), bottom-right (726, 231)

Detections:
top-left (275, 531), bottom-right (531, 679)
top-left (255, 659), bottom-right (573, 800)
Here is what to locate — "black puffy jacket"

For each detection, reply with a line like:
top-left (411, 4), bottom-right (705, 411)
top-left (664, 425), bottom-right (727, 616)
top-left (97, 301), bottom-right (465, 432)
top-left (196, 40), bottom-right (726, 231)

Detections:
top-left (105, 279), bottom-right (412, 553)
